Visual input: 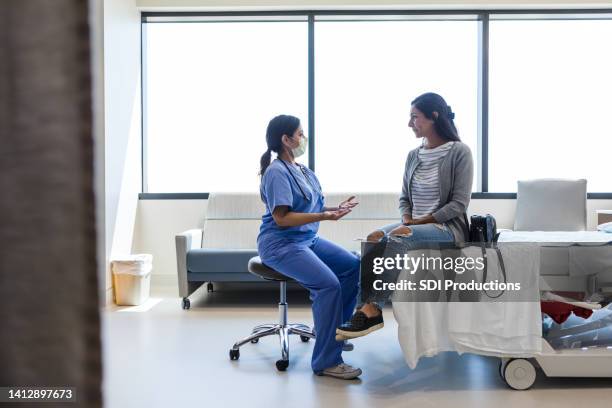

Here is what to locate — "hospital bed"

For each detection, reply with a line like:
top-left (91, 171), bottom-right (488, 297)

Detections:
top-left (496, 230), bottom-right (612, 390)
top-left (393, 179), bottom-right (612, 390)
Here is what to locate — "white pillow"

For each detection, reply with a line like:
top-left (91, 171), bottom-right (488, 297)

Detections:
top-left (514, 179), bottom-right (587, 231)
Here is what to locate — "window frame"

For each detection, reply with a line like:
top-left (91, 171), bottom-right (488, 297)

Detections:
top-left (140, 9), bottom-right (612, 199)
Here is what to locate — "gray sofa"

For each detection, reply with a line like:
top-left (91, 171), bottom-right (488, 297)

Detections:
top-left (175, 192), bottom-right (400, 309)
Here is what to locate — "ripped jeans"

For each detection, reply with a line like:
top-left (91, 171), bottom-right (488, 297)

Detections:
top-left (360, 222), bottom-right (455, 308)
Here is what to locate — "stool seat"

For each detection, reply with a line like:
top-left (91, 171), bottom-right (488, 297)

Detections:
top-left (248, 256), bottom-right (293, 282)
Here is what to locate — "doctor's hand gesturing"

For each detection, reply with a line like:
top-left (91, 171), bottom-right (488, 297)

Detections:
top-left (338, 196), bottom-right (359, 210)
top-left (326, 196), bottom-right (359, 212)
top-left (321, 196), bottom-right (358, 221)
top-left (322, 208), bottom-right (352, 221)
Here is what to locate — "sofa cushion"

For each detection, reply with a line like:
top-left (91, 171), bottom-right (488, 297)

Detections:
top-left (201, 220), bottom-right (261, 249)
top-left (514, 179), bottom-right (587, 231)
top-left (187, 248), bottom-right (257, 273)
top-left (206, 193), bottom-right (265, 219)
top-left (323, 193), bottom-right (399, 219)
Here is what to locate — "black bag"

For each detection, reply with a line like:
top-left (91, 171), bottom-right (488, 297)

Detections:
top-left (467, 214), bottom-right (500, 244)
top-left (463, 213), bottom-right (506, 298)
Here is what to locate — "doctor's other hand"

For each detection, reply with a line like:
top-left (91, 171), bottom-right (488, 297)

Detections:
top-left (322, 208), bottom-right (352, 221)
top-left (338, 196), bottom-right (359, 210)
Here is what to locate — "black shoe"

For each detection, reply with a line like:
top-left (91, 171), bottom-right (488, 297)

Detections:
top-left (336, 310), bottom-right (384, 339)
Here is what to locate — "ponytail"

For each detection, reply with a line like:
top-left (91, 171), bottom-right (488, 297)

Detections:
top-left (259, 148), bottom-right (272, 177)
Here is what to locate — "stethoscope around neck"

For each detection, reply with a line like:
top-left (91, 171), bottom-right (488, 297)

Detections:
top-left (279, 159), bottom-right (317, 201)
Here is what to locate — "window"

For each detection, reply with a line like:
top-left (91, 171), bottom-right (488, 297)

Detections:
top-left (144, 20), bottom-right (308, 193)
top-left (488, 18), bottom-right (612, 192)
top-left (142, 12), bottom-right (612, 196)
top-left (315, 19), bottom-right (478, 192)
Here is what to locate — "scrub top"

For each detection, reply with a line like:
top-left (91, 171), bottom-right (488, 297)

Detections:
top-left (258, 159), bottom-right (325, 252)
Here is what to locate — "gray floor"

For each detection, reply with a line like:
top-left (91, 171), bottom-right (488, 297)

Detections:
top-left (103, 283), bottom-right (612, 408)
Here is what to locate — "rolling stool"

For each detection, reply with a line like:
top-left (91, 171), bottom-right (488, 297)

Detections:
top-left (229, 256), bottom-right (315, 371)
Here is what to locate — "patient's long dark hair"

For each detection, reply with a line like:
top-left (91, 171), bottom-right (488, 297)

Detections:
top-left (411, 93), bottom-right (461, 142)
top-left (259, 114), bottom-right (301, 177)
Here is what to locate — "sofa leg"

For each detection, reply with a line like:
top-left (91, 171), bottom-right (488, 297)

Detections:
top-left (182, 297), bottom-right (190, 310)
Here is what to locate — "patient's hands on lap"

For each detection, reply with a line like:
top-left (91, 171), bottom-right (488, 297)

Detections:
top-left (365, 224), bottom-right (413, 242)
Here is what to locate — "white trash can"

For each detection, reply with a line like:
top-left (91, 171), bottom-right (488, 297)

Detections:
top-left (111, 254), bottom-right (153, 306)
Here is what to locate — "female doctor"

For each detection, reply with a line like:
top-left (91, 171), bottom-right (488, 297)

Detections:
top-left (257, 114), bottom-right (362, 380)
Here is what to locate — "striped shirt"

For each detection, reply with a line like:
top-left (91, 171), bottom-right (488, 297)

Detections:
top-left (410, 141), bottom-right (455, 219)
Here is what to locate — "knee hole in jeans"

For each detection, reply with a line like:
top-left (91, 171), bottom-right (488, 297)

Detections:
top-left (390, 226), bottom-right (412, 237)
top-left (366, 230), bottom-right (385, 241)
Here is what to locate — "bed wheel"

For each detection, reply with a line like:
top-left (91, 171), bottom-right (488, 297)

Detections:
top-left (503, 358), bottom-right (536, 390)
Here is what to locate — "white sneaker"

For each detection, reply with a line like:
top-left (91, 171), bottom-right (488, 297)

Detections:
top-left (317, 363), bottom-right (362, 380)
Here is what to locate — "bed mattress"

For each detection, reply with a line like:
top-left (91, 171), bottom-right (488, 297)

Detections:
top-left (499, 231), bottom-right (612, 277)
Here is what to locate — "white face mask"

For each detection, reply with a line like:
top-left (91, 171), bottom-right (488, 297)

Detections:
top-left (291, 135), bottom-right (308, 158)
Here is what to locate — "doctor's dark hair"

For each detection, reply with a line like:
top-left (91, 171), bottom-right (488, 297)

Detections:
top-left (411, 92), bottom-right (461, 142)
top-left (259, 114), bottom-right (301, 176)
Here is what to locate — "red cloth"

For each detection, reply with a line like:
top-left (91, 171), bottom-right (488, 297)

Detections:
top-left (541, 301), bottom-right (593, 324)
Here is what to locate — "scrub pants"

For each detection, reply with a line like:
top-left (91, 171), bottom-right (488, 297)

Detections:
top-left (360, 222), bottom-right (455, 307)
top-left (258, 236), bottom-right (360, 373)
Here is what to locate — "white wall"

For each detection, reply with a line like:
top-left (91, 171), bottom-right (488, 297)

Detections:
top-left (132, 199), bottom-right (208, 284)
top-left (104, 0), bottom-right (142, 303)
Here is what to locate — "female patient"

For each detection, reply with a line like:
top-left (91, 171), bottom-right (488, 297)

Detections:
top-left (336, 92), bottom-right (474, 340)
top-left (257, 114), bottom-right (362, 379)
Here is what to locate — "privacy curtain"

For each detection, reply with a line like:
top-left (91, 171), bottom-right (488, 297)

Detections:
top-left (0, 1), bottom-right (102, 406)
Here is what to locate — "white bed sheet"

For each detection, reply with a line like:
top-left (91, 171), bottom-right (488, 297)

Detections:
top-left (393, 301), bottom-right (542, 369)
top-left (392, 244), bottom-right (541, 369)
top-left (499, 230), bottom-right (612, 246)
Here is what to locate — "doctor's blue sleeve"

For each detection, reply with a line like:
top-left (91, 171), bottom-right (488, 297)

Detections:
top-left (263, 167), bottom-right (293, 212)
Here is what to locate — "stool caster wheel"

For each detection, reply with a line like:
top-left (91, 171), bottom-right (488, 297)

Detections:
top-left (250, 338), bottom-right (259, 344)
top-left (276, 359), bottom-right (289, 371)
top-left (182, 298), bottom-right (190, 310)
top-left (300, 335), bottom-right (310, 342)
top-left (207, 283), bottom-right (214, 293)
top-left (229, 349), bottom-right (240, 360)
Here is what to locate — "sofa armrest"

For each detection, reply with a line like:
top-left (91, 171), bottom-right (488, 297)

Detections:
top-left (176, 229), bottom-right (203, 297)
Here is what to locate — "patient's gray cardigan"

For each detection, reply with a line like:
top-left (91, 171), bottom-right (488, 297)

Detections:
top-left (399, 142), bottom-right (474, 244)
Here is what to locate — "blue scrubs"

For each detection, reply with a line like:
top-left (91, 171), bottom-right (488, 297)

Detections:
top-left (257, 159), bottom-right (360, 373)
